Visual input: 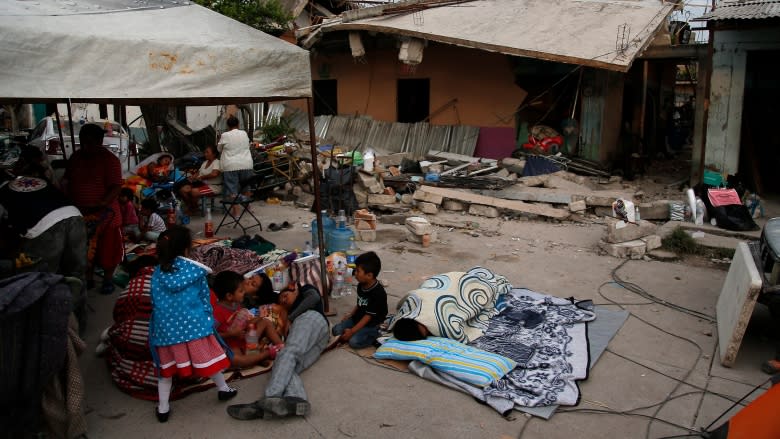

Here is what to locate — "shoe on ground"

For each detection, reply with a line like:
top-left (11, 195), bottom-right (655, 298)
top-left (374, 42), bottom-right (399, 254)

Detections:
top-left (283, 396), bottom-right (310, 416)
top-left (218, 387), bottom-right (238, 401)
top-left (761, 359), bottom-right (780, 374)
top-left (226, 401), bottom-right (266, 420)
top-left (100, 283), bottom-right (115, 295)
top-left (156, 407), bottom-right (170, 423)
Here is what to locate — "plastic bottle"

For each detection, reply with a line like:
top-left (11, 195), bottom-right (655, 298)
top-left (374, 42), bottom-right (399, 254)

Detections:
top-left (204, 207), bottom-right (214, 238)
top-left (311, 210), bottom-right (335, 251)
top-left (328, 210), bottom-right (355, 254)
top-left (346, 237), bottom-right (359, 266)
top-left (272, 264), bottom-right (285, 291)
top-left (695, 197), bottom-right (705, 225)
top-left (363, 150), bottom-right (375, 172)
top-left (245, 323), bottom-right (259, 353)
top-left (635, 206), bottom-right (641, 222)
top-left (332, 261), bottom-right (345, 299)
top-left (303, 241), bottom-right (314, 256)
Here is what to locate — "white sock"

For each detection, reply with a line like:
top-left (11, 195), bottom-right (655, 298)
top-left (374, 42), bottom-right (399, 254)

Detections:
top-left (157, 377), bottom-right (172, 412)
top-left (210, 372), bottom-right (232, 392)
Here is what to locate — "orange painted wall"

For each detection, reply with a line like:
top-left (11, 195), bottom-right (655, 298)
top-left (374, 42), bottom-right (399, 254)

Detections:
top-left (310, 42), bottom-right (526, 128)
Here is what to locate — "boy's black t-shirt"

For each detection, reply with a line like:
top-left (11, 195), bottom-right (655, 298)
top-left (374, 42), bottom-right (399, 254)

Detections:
top-left (353, 281), bottom-right (388, 327)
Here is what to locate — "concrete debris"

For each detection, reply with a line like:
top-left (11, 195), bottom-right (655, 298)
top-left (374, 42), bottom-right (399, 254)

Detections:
top-left (598, 239), bottom-right (647, 259)
top-left (605, 219), bottom-right (658, 244)
top-left (442, 200), bottom-right (466, 211)
top-left (418, 201), bottom-right (439, 214)
top-left (468, 204), bottom-right (499, 218)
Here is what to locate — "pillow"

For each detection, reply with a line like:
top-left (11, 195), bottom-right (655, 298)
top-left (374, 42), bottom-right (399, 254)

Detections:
top-left (374, 337), bottom-right (516, 387)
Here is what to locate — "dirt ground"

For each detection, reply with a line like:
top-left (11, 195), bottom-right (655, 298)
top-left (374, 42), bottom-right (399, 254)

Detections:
top-left (78, 175), bottom-right (780, 439)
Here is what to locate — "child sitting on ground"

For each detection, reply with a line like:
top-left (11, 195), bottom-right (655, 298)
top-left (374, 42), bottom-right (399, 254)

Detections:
top-left (118, 187), bottom-right (140, 239)
top-left (212, 271), bottom-right (285, 369)
top-left (332, 251), bottom-right (388, 349)
top-left (137, 198), bottom-right (167, 242)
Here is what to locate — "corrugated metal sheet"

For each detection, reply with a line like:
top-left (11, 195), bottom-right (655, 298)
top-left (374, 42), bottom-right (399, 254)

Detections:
top-left (283, 102), bottom-right (481, 157)
top-left (698, 0), bottom-right (780, 20)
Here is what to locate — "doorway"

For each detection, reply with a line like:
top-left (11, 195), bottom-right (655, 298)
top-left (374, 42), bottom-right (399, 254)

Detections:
top-left (313, 80), bottom-right (337, 116)
top-left (397, 78), bottom-right (430, 123)
top-left (740, 50), bottom-right (780, 195)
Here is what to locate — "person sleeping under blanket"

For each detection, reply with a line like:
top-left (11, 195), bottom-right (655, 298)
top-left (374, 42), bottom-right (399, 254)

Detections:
top-left (388, 266), bottom-right (511, 343)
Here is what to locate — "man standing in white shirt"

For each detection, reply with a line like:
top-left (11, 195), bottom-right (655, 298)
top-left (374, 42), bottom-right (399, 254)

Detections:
top-left (217, 116), bottom-right (254, 216)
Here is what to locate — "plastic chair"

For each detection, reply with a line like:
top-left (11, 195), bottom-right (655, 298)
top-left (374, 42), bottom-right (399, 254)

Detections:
top-left (215, 174), bottom-right (263, 235)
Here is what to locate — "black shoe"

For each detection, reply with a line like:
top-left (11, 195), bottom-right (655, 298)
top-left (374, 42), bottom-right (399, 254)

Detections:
top-left (218, 387), bottom-right (238, 401)
top-left (226, 401), bottom-right (265, 420)
top-left (156, 407), bottom-right (170, 423)
top-left (284, 396), bottom-right (310, 416)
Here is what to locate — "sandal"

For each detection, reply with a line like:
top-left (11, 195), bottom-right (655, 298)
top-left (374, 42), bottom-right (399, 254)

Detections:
top-left (280, 221), bottom-right (291, 230)
top-left (268, 223), bottom-right (282, 232)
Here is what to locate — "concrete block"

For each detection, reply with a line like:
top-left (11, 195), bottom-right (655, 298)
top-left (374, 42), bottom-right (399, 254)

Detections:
top-left (442, 200), bottom-right (466, 211)
top-left (418, 201), bottom-right (439, 215)
top-left (406, 229), bottom-right (438, 244)
top-left (640, 234), bottom-right (662, 251)
top-left (400, 194), bottom-right (414, 204)
top-left (368, 194), bottom-right (397, 205)
top-left (599, 239), bottom-right (647, 259)
top-left (605, 219), bottom-right (658, 244)
top-left (639, 200), bottom-right (672, 220)
top-left (569, 200), bottom-right (587, 212)
top-left (468, 204), bottom-right (499, 218)
top-left (495, 168), bottom-right (510, 178)
top-left (413, 189), bottom-right (444, 205)
top-left (352, 186), bottom-right (369, 208)
top-left (405, 216), bottom-right (433, 235)
top-left (717, 242), bottom-right (763, 366)
top-left (356, 229), bottom-right (376, 242)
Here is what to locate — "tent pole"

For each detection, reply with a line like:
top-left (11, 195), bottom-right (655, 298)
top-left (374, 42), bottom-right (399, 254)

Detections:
top-left (306, 97), bottom-right (331, 314)
top-left (66, 99), bottom-right (76, 156)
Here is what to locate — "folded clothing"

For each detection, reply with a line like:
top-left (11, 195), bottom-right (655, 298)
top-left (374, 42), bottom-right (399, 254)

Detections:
top-left (374, 337), bottom-right (516, 387)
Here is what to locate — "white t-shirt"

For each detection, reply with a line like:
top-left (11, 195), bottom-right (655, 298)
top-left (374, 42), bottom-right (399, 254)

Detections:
top-left (145, 212), bottom-right (167, 233)
top-left (198, 159), bottom-right (222, 194)
top-left (217, 129), bottom-right (253, 172)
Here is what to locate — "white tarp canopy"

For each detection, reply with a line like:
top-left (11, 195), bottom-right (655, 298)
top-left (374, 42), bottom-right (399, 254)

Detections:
top-left (0, 0), bottom-right (312, 104)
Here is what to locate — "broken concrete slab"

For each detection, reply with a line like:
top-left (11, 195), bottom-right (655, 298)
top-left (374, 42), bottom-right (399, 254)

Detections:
top-left (400, 194), bottom-right (414, 204)
top-left (418, 201), bottom-right (439, 215)
top-left (405, 229), bottom-right (438, 245)
top-left (413, 189), bottom-right (444, 205)
top-left (405, 216), bottom-right (434, 235)
top-left (569, 200), bottom-right (587, 212)
top-left (638, 200), bottom-right (672, 220)
top-left (418, 186), bottom-right (569, 220)
top-left (442, 200), bottom-right (466, 211)
top-left (640, 234), bottom-right (662, 251)
top-left (368, 193), bottom-right (397, 205)
top-left (605, 219), bottom-right (658, 244)
top-left (468, 204), bottom-right (499, 218)
top-left (487, 185), bottom-right (633, 207)
top-left (599, 239), bottom-right (647, 259)
top-left (716, 242), bottom-right (763, 367)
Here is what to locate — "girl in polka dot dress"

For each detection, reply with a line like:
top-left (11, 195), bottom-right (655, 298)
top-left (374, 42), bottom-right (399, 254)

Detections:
top-left (149, 225), bottom-right (237, 422)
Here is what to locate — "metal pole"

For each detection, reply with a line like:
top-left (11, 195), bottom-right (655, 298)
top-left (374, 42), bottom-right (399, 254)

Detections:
top-left (306, 97), bottom-right (331, 314)
top-left (639, 60), bottom-right (648, 156)
top-left (66, 99), bottom-right (76, 156)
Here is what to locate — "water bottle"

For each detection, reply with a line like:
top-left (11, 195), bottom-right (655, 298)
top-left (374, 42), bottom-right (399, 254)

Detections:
top-left (245, 323), bottom-right (259, 353)
top-left (695, 197), bottom-right (705, 225)
top-left (303, 241), bottom-right (314, 257)
top-left (635, 206), bottom-right (641, 222)
top-left (346, 237), bottom-right (359, 266)
top-left (341, 267), bottom-right (355, 297)
top-left (332, 261), bottom-right (345, 299)
top-left (204, 207), bottom-right (214, 238)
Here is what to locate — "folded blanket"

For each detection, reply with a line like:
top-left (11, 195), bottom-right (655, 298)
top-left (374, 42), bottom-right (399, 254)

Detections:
top-left (374, 337), bottom-right (516, 387)
top-left (388, 267), bottom-right (510, 343)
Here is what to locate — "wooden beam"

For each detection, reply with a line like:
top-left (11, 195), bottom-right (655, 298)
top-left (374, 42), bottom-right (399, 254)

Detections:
top-left (417, 186), bottom-right (570, 219)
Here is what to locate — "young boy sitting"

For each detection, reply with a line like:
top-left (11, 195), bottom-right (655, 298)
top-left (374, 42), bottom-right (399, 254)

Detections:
top-left (136, 198), bottom-right (167, 242)
top-left (332, 251), bottom-right (388, 349)
top-left (213, 271), bottom-right (284, 369)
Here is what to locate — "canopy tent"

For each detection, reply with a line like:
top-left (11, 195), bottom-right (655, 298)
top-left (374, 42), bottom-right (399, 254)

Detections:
top-left (0, 0), bottom-right (332, 309)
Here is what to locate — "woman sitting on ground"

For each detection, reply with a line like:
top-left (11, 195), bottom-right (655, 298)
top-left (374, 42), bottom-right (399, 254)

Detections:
top-left (178, 145), bottom-right (222, 215)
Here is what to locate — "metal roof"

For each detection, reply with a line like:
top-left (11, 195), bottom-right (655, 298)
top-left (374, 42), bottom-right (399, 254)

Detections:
top-left (302, 0), bottom-right (674, 72)
top-left (697, 0), bottom-right (780, 21)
